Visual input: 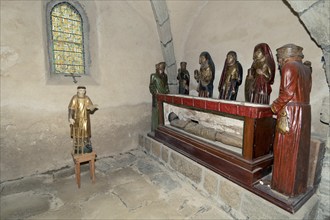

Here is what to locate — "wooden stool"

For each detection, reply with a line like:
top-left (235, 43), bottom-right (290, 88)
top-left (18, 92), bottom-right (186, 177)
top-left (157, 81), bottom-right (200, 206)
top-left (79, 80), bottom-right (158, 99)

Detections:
top-left (71, 151), bottom-right (96, 188)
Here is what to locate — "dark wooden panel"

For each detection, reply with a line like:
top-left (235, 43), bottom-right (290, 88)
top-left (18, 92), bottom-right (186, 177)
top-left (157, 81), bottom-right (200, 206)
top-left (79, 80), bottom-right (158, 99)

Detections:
top-left (243, 117), bottom-right (255, 160)
top-left (253, 117), bottom-right (276, 158)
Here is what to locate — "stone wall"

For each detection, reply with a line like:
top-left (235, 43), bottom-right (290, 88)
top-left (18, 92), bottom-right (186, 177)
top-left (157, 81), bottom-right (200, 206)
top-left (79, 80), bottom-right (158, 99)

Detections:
top-left (317, 147), bottom-right (330, 219)
top-left (139, 135), bottom-right (320, 219)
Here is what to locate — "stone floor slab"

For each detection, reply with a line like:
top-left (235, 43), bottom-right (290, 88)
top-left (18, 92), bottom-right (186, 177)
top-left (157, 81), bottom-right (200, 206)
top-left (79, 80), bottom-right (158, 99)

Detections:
top-left (1, 191), bottom-right (51, 219)
top-left (0, 149), bottom-right (234, 220)
top-left (81, 192), bottom-right (129, 219)
top-left (107, 166), bottom-right (142, 188)
top-left (112, 177), bottom-right (159, 210)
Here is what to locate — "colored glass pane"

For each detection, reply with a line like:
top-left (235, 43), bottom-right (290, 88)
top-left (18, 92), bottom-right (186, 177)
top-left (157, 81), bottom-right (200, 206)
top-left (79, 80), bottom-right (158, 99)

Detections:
top-left (51, 3), bottom-right (84, 75)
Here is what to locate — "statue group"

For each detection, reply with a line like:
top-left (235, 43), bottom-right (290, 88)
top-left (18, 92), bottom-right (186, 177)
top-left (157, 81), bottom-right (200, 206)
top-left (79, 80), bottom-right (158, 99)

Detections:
top-left (148, 43), bottom-right (313, 197)
top-left (217, 43), bottom-right (276, 104)
top-left (149, 43), bottom-right (278, 104)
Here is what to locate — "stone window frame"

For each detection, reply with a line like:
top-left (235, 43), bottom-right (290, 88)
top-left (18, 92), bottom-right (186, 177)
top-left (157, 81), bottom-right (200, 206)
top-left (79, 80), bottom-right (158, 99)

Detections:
top-left (45, 0), bottom-right (92, 85)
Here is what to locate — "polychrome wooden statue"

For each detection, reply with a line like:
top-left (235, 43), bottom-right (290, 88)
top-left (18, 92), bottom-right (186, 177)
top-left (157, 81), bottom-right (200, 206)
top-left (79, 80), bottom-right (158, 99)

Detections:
top-left (271, 44), bottom-right (312, 197)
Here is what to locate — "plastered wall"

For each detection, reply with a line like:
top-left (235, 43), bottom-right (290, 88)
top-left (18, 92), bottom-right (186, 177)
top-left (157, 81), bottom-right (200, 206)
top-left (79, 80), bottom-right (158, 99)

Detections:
top-left (0, 1), bottom-right (162, 182)
top-left (0, 1), bottom-right (328, 182)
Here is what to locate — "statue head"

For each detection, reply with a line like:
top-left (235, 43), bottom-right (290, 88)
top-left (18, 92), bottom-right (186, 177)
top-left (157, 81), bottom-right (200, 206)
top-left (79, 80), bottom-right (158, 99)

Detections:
top-left (199, 51), bottom-right (215, 77)
top-left (77, 86), bottom-right (86, 98)
top-left (168, 112), bottom-right (179, 122)
top-left (226, 51), bottom-right (237, 66)
top-left (158, 62), bottom-right (166, 74)
top-left (253, 48), bottom-right (265, 61)
top-left (199, 52), bottom-right (210, 65)
top-left (180, 62), bottom-right (187, 70)
top-left (276, 44), bottom-right (304, 67)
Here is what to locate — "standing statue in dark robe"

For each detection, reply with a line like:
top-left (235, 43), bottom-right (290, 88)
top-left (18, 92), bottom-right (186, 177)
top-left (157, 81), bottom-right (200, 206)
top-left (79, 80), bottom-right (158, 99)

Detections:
top-left (270, 44), bottom-right (312, 197)
top-left (149, 62), bottom-right (170, 131)
top-left (246, 43), bottom-right (276, 104)
top-left (194, 52), bottom-right (216, 98)
top-left (218, 51), bottom-right (243, 100)
top-left (177, 62), bottom-right (190, 95)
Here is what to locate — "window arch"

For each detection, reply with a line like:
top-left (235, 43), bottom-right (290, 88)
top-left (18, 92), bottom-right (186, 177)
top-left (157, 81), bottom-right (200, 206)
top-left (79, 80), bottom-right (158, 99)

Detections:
top-left (51, 2), bottom-right (84, 74)
top-left (46, 0), bottom-right (90, 81)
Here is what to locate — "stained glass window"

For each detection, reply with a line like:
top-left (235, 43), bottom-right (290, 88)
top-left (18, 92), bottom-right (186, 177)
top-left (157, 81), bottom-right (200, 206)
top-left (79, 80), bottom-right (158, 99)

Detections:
top-left (51, 3), bottom-right (85, 75)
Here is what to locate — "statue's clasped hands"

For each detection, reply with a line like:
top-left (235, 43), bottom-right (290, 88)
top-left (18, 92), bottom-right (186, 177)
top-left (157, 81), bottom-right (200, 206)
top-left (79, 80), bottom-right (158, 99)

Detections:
top-left (256, 69), bottom-right (263, 75)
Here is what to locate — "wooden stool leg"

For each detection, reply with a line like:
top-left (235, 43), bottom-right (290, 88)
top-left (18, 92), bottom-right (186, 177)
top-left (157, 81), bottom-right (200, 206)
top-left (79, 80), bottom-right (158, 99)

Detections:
top-left (76, 162), bottom-right (81, 188)
top-left (74, 162), bottom-right (78, 184)
top-left (90, 159), bottom-right (95, 183)
top-left (89, 161), bottom-right (92, 179)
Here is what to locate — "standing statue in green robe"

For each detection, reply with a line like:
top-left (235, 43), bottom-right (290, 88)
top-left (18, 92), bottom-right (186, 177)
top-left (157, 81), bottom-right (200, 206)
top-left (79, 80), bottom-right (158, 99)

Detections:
top-left (149, 62), bottom-right (170, 131)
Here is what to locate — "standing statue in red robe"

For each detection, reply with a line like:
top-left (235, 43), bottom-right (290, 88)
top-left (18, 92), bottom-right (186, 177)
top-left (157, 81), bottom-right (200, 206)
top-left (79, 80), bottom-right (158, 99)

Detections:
top-left (270, 44), bottom-right (312, 197)
top-left (247, 43), bottom-right (276, 104)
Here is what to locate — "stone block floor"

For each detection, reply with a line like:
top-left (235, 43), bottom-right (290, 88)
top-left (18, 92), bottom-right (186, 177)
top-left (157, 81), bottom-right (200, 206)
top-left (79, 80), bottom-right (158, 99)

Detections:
top-left (0, 149), bottom-right (233, 219)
